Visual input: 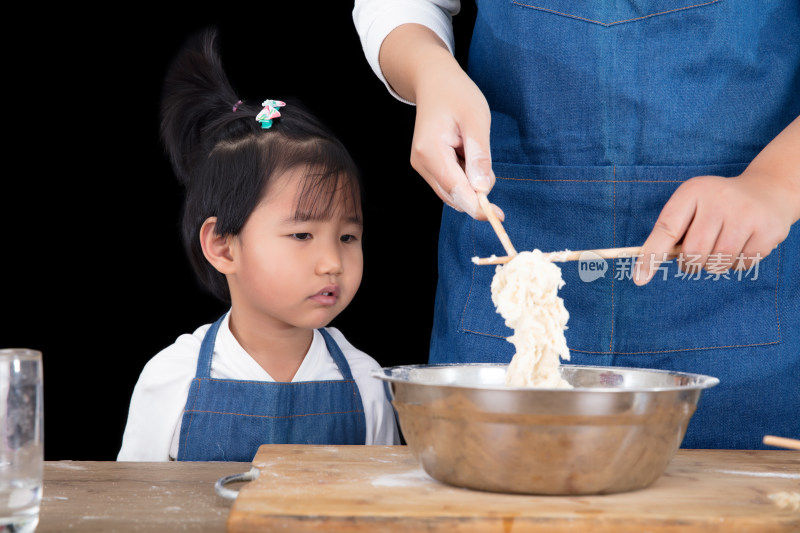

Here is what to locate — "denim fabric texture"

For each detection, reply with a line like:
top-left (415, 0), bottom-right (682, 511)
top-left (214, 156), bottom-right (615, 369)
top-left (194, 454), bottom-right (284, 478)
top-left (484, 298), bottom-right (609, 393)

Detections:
top-left (178, 317), bottom-right (367, 462)
top-left (429, 0), bottom-right (800, 449)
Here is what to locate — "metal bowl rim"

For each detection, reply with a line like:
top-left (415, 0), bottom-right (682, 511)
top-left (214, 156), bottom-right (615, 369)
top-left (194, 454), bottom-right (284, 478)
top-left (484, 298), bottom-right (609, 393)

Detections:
top-left (372, 363), bottom-right (720, 392)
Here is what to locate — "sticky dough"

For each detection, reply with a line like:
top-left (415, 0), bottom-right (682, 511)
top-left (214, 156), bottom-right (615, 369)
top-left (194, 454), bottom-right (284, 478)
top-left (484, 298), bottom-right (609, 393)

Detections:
top-left (490, 250), bottom-right (572, 388)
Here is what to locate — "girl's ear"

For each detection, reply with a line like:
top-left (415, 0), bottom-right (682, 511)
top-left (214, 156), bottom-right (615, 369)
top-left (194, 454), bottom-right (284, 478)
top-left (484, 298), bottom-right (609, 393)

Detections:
top-left (200, 217), bottom-right (236, 274)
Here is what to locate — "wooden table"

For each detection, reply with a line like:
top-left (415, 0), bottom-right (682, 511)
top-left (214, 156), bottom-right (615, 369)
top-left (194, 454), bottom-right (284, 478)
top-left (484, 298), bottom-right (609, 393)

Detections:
top-left (230, 445), bottom-right (800, 532)
top-left (40, 460), bottom-right (249, 532)
top-left (37, 447), bottom-right (799, 532)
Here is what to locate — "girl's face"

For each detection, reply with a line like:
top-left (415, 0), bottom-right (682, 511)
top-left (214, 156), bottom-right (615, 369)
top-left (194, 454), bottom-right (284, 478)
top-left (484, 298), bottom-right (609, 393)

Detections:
top-left (227, 168), bottom-right (363, 332)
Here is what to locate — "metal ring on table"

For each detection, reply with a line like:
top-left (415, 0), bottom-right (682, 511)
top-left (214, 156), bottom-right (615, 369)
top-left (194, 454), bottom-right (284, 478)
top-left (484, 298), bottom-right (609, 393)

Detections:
top-left (214, 466), bottom-right (260, 500)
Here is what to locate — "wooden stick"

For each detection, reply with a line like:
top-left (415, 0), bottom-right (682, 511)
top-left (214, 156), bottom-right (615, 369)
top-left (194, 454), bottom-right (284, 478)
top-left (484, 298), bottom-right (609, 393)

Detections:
top-left (472, 245), bottom-right (682, 265)
top-left (476, 192), bottom-right (517, 257)
top-left (763, 435), bottom-right (800, 451)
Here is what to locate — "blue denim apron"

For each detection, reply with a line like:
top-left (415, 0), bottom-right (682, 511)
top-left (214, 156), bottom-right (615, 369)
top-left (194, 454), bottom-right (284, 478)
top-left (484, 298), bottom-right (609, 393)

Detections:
top-left (178, 317), bottom-right (367, 461)
top-left (430, 0), bottom-right (799, 448)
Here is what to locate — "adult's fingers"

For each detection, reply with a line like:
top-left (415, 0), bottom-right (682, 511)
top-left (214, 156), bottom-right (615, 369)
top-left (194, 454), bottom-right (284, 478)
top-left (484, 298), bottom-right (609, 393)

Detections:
top-left (679, 205), bottom-right (723, 274)
top-left (452, 106), bottom-right (497, 219)
top-left (411, 125), bottom-right (502, 220)
top-left (463, 123), bottom-right (494, 194)
top-left (706, 221), bottom-right (751, 272)
top-left (736, 226), bottom-right (783, 271)
top-left (411, 136), bottom-right (475, 217)
top-left (447, 161), bottom-right (505, 221)
top-left (633, 187), bottom-right (698, 285)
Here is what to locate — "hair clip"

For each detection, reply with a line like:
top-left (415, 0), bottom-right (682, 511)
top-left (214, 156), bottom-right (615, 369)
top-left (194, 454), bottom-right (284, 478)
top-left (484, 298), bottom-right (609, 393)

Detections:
top-left (232, 100), bottom-right (243, 112)
top-left (255, 99), bottom-right (286, 129)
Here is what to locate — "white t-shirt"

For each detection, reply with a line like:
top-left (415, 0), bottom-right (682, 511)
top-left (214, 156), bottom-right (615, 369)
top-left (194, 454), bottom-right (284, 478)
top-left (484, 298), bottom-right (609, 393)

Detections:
top-left (353, 0), bottom-right (461, 103)
top-left (118, 313), bottom-right (399, 461)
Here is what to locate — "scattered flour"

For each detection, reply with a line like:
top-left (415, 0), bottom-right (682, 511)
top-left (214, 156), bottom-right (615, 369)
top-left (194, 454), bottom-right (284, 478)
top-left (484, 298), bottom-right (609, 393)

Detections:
top-left (371, 469), bottom-right (433, 487)
top-left (768, 491), bottom-right (800, 511)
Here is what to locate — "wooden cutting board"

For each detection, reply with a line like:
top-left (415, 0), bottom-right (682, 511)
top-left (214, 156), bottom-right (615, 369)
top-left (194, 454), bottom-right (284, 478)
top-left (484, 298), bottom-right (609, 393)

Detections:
top-left (227, 445), bottom-right (799, 532)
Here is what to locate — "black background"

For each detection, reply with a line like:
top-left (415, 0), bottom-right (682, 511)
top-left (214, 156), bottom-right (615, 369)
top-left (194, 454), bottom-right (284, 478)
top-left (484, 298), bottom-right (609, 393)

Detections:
top-left (3, 4), bottom-right (477, 460)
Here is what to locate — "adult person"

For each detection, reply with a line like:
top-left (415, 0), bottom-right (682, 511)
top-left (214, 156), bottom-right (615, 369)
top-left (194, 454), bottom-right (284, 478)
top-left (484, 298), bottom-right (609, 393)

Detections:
top-left (353, 1), bottom-right (799, 449)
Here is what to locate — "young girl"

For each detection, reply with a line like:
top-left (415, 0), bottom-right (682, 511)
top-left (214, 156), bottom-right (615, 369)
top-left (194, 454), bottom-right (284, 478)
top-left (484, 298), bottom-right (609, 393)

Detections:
top-left (118, 28), bottom-right (399, 461)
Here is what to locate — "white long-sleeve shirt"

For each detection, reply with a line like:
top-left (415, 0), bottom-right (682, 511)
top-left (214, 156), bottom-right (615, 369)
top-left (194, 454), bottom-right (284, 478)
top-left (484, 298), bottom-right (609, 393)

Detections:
top-left (118, 313), bottom-right (399, 461)
top-left (353, 0), bottom-right (461, 103)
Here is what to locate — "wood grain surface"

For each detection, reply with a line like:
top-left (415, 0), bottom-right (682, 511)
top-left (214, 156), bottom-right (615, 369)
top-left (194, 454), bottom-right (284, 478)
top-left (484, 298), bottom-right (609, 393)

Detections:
top-left (229, 444), bottom-right (800, 533)
top-left (39, 460), bottom-right (249, 532)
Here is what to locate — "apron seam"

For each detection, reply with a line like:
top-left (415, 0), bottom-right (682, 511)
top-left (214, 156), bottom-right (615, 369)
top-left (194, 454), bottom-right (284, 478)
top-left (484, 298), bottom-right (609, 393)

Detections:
top-left (511, 0), bottom-right (721, 27)
top-left (182, 409), bottom-right (364, 419)
top-left (497, 177), bottom-right (687, 183)
top-left (461, 329), bottom-right (505, 339)
top-left (774, 244), bottom-right (782, 342)
top-left (191, 377), bottom-right (358, 386)
top-left (571, 340), bottom-right (780, 355)
top-left (610, 167), bottom-right (617, 353)
top-left (461, 329), bottom-right (781, 353)
top-left (460, 219), bottom-right (479, 334)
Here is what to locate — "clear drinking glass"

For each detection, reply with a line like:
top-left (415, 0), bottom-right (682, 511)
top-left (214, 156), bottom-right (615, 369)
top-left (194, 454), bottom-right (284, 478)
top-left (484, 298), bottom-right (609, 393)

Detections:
top-left (0, 349), bottom-right (43, 533)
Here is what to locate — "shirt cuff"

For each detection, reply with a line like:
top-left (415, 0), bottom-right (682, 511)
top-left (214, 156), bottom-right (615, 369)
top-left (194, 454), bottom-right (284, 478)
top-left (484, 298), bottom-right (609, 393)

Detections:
top-left (353, 0), bottom-right (457, 105)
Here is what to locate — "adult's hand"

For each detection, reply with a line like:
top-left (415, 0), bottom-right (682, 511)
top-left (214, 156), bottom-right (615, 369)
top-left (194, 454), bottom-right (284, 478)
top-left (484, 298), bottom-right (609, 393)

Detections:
top-left (634, 116), bottom-right (800, 285)
top-left (380, 23), bottom-right (501, 221)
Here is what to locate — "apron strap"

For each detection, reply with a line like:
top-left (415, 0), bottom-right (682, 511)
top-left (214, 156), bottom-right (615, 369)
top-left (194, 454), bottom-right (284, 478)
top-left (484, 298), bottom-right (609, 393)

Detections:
top-left (318, 328), bottom-right (356, 380)
top-left (318, 328), bottom-right (367, 444)
top-left (194, 314), bottom-right (225, 379)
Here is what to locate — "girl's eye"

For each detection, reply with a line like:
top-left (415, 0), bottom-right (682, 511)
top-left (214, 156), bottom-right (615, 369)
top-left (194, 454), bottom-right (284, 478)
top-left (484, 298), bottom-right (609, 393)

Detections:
top-left (341, 234), bottom-right (358, 243)
top-left (292, 233), bottom-right (312, 241)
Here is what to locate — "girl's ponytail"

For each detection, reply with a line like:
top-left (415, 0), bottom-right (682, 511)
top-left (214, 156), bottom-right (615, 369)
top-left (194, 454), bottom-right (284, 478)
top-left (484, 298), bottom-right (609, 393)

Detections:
top-left (159, 28), bottom-right (256, 185)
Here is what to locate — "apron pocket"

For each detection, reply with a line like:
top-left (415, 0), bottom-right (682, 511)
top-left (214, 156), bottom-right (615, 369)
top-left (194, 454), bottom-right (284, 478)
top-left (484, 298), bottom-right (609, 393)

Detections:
top-left (458, 163), bottom-right (782, 355)
top-left (509, 0), bottom-right (721, 27)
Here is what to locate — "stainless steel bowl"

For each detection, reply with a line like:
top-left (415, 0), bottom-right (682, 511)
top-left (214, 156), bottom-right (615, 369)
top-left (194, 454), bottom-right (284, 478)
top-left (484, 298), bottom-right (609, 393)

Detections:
top-left (373, 364), bottom-right (719, 495)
